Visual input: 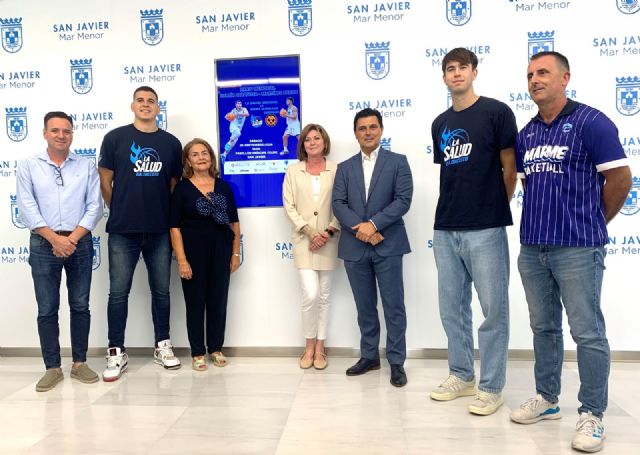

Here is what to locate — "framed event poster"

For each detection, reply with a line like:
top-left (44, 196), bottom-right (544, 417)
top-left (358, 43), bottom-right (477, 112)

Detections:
top-left (215, 55), bottom-right (302, 208)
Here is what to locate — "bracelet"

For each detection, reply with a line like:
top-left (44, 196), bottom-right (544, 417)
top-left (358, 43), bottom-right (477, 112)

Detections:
top-left (232, 253), bottom-right (241, 257)
top-left (324, 229), bottom-right (334, 237)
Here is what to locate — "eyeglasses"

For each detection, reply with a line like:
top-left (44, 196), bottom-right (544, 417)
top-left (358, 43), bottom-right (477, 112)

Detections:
top-left (54, 167), bottom-right (64, 186)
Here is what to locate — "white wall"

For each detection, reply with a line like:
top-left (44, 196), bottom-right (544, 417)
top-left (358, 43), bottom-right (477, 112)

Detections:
top-left (0, 0), bottom-right (638, 352)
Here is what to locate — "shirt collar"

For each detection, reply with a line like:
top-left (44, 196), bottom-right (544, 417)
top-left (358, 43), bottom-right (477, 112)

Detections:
top-left (361, 146), bottom-right (380, 162)
top-left (37, 149), bottom-right (75, 165)
top-left (534, 99), bottom-right (578, 125)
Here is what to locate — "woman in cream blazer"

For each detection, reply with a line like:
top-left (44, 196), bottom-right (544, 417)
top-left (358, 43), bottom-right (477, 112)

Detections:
top-left (282, 123), bottom-right (340, 370)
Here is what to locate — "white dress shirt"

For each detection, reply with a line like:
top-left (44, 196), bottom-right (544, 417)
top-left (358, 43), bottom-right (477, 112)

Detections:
top-left (361, 147), bottom-right (379, 202)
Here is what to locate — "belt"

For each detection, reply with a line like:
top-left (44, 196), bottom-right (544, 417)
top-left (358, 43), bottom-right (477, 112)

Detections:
top-left (55, 231), bottom-right (73, 236)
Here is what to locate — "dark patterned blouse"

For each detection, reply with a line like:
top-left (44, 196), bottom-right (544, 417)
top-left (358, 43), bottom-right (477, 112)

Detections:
top-left (169, 178), bottom-right (239, 233)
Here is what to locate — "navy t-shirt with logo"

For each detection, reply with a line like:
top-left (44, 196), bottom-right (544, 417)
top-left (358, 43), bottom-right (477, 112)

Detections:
top-left (99, 124), bottom-right (182, 233)
top-left (431, 96), bottom-right (517, 230)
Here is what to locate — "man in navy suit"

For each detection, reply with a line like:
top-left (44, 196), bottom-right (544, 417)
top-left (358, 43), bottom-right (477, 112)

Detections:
top-left (332, 108), bottom-right (413, 387)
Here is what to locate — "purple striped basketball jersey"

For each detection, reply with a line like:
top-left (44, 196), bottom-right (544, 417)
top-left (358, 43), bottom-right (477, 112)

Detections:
top-left (516, 100), bottom-right (629, 246)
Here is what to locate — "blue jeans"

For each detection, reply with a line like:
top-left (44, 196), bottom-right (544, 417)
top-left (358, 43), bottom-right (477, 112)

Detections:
top-left (107, 233), bottom-right (172, 349)
top-left (433, 227), bottom-right (510, 393)
top-left (518, 245), bottom-right (609, 417)
top-left (29, 233), bottom-right (93, 369)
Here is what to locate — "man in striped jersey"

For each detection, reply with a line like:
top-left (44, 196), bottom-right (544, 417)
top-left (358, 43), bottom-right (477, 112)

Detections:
top-left (510, 51), bottom-right (631, 453)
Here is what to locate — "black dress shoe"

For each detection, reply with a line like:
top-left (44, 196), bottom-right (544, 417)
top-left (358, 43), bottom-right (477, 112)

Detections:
top-left (390, 364), bottom-right (407, 387)
top-left (345, 358), bottom-right (381, 376)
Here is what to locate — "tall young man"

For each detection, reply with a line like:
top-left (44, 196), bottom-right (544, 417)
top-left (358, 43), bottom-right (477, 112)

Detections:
top-left (98, 86), bottom-right (183, 381)
top-left (430, 48), bottom-right (517, 415)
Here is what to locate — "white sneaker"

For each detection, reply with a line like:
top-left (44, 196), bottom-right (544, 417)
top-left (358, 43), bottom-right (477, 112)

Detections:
top-left (572, 412), bottom-right (605, 453)
top-left (154, 339), bottom-right (181, 370)
top-left (510, 394), bottom-right (561, 424)
top-left (103, 347), bottom-right (128, 382)
top-left (279, 149), bottom-right (288, 155)
top-left (430, 374), bottom-right (476, 401)
top-left (468, 390), bottom-right (504, 416)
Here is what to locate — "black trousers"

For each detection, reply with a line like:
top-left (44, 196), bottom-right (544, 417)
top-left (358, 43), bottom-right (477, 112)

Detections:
top-left (180, 226), bottom-right (233, 356)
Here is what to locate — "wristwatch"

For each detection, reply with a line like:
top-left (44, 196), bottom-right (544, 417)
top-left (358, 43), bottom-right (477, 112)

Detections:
top-left (324, 229), bottom-right (334, 237)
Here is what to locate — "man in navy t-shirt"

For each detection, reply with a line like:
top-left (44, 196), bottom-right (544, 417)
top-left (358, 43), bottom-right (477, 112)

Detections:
top-left (98, 86), bottom-right (183, 381)
top-left (429, 48), bottom-right (517, 416)
top-left (510, 52), bottom-right (631, 453)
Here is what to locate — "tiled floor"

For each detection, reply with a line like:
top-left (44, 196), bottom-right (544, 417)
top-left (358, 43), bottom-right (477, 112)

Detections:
top-left (0, 356), bottom-right (638, 454)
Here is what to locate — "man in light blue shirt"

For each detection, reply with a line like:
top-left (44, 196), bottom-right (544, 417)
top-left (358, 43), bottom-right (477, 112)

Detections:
top-left (16, 111), bottom-right (103, 392)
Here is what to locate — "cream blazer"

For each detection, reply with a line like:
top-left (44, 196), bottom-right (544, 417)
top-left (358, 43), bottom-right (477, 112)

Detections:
top-left (282, 159), bottom-right (340, 270)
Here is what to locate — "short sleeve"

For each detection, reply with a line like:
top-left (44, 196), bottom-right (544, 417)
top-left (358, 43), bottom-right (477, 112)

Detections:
top-left (431, 118), bottom-right (442, 165)
top-left (582, 112), bottom-right (627, 171)
top-left (496, 103), bottom-right (518, 150)
top-left (222, 180), bottom-right (239, 223)
top-left (98, 132), bottom-right (115, 170)
top-left (171, 138), bottom-right (183, 178)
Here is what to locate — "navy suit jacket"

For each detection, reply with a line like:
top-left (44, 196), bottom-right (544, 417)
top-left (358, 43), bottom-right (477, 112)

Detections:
top-left (332, 148), bottom-right (413, 261)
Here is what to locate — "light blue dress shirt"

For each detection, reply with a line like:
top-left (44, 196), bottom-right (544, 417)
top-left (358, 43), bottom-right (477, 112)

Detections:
top-left (16, 150), bottom-right (103, 232)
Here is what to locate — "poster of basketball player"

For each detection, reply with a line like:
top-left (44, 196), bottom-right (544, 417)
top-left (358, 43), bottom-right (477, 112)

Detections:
top-left (215, 55), bottom-right (302, 207)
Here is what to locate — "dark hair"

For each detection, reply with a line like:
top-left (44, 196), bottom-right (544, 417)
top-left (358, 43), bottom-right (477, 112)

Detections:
top-left (353, 108), bottom-right (383, 132)
top-left (286, 97), bottom-right (294, 103)
top-left (44, 111), bottom-right (73, 128)
top-left (297, 124), bottom-right (331, 161)
top-left (133, 85), bottom-right (158, 101)
top-left (530, 51), bottom-right (570, 71)
top-left (442, 47), bottom-right (478, 73)
top-left (182, 138), bottom-right (220, 178)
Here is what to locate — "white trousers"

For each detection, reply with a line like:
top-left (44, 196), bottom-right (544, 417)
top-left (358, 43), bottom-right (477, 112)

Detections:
top-left (298, 269), bottom-right (332, 340)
